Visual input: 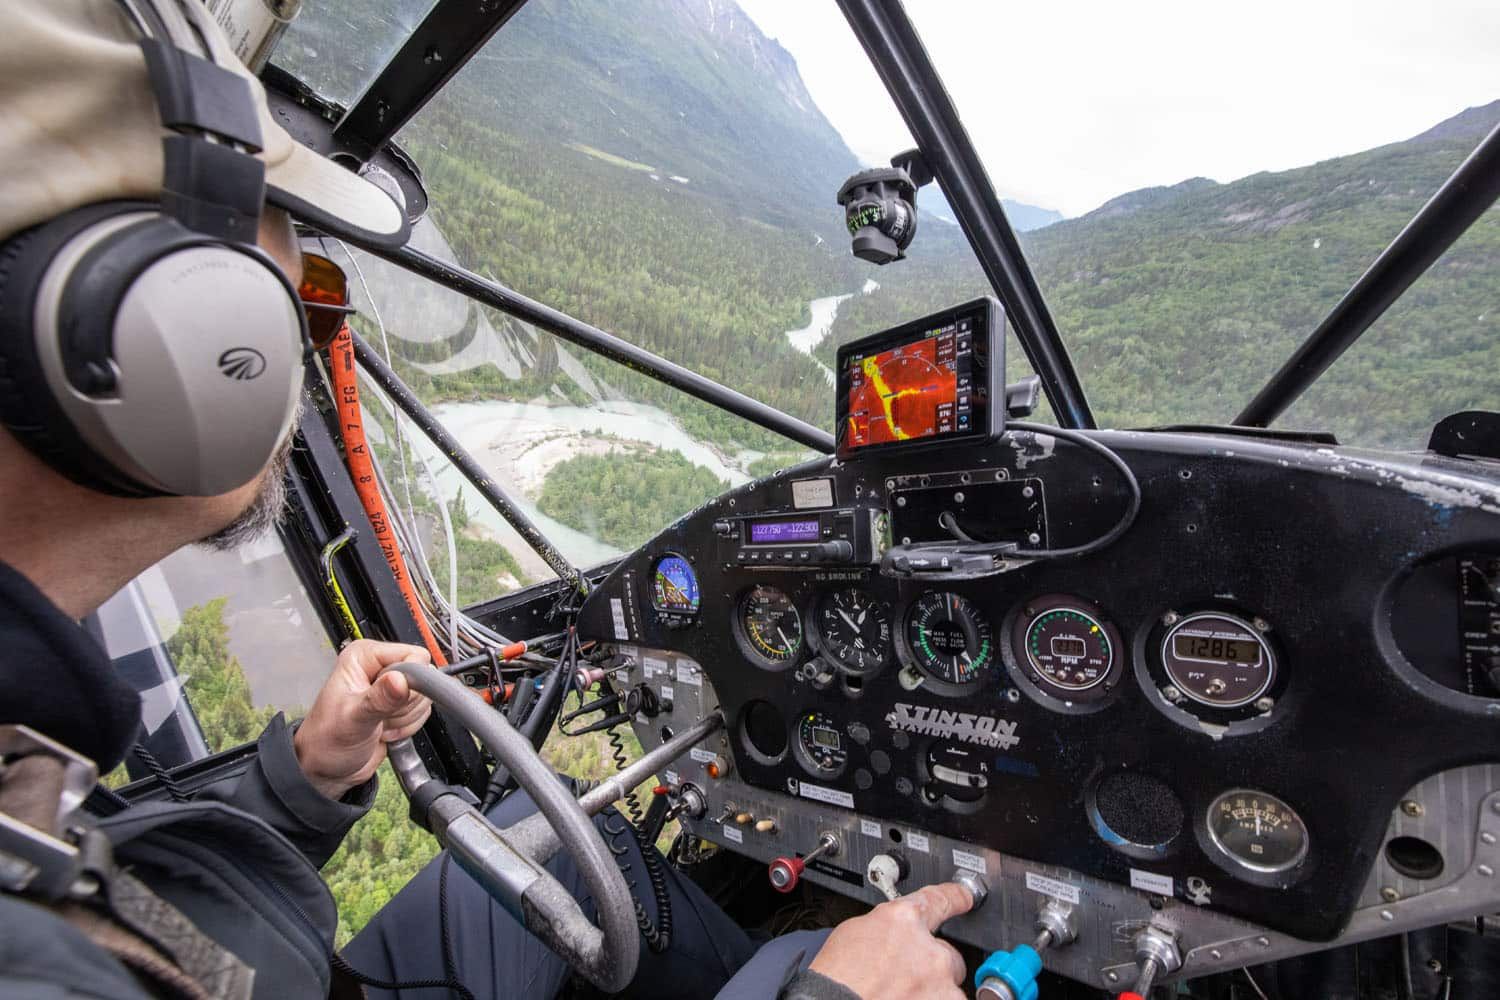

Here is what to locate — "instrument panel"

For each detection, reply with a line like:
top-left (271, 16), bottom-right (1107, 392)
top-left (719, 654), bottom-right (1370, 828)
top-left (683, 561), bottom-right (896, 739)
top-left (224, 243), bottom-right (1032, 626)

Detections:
top-left (574, 303), bottom-right (1500, 981)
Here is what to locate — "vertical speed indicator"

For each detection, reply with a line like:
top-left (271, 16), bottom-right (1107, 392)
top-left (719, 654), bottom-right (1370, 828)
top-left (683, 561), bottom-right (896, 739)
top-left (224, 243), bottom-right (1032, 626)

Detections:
top-left (906, 591), bottom-right (993, 685)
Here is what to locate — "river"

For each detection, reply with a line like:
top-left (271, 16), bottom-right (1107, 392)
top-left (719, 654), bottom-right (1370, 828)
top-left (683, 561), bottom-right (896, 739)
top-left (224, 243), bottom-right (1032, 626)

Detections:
top-left (402, 284), bottom-right (873, 582)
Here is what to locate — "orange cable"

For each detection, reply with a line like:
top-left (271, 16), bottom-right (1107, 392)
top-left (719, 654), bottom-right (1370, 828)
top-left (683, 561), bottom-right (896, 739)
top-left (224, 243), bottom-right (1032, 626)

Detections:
top-left (327, 325), bottom-right (448, 666)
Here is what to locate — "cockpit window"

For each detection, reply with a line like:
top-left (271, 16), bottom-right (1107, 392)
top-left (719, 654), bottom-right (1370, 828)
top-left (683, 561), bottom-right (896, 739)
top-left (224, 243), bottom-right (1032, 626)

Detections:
top-left (274, 0), bottom-right (436, 109)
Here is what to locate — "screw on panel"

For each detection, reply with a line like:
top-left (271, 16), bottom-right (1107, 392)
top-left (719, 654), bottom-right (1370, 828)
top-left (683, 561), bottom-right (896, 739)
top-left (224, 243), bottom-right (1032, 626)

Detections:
top-left (1381, 910), bottom-right (1395, 921)
top-left (1028, 532), bottom-right (1042, 545)
top-left (886, 479), bottom-right (896, 491)
top-left (1380, 887), bottom-right (1400, 902)
top-left (1254, 697), bottom-right (1275, 712)
top-left (1401, 800), bottom-right (1425, 818)
top-left (1163, 611), bottom-right (1180, 626)
top-left (1006, 688), bottom-right (1021, 703)
top-left (1428, 959), bottom-right (1444, 973)
top-left (1479, 864), bottom-right (1495, 877)
top-left (1209, 949), bottom-right (1222, 960)
top-left (1105, 972), bottom-right (1120, 984)
top-left (1256, 937), bottom-right (1270, 948)
top-left (1253, 617), bottom-right (1271, 633)
top-left (954, 492), bottom-right (966, 503)
top-left (1163, 686), bottom-right (1184, 703)
top-left (896, 496), bottom-right (907, 507)
top-left (1481, 832), bottom-right (1497, 845)
top-left (1021, 486), bottom-right (1035, 499)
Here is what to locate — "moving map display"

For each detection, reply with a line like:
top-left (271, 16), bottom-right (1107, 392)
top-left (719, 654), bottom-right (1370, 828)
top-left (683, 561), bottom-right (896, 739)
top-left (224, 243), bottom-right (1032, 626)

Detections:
top-left (835, 298), bottom-right (1001, 456)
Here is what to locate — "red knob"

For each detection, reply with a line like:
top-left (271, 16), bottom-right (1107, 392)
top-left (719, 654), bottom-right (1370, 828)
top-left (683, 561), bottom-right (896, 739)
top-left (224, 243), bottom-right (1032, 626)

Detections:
top-left (1118, 993), bottom-right (1145, 1000)
top-left (768, 856), bottom-right (806, 893)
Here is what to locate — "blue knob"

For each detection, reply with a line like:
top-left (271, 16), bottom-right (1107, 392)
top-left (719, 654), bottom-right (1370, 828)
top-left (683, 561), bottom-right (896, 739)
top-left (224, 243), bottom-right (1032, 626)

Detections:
top-left (974, 944), bottom-right (1042, 1000)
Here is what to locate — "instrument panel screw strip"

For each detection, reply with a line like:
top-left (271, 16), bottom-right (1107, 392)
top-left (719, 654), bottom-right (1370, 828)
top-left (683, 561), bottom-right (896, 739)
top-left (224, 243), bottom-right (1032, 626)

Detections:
top-left (1402, 800), bottom-right (1426, 817)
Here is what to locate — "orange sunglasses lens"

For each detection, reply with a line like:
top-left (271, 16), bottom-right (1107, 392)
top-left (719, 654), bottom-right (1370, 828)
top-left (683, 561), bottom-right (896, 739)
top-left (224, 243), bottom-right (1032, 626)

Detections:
top-left (298, 252), bottom-right (355, 349)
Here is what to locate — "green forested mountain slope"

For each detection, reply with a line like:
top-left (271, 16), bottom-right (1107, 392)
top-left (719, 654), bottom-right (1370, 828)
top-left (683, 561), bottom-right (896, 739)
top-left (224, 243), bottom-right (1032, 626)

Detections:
top-left (821, 102), bottom-right (1500, 447)
top-left (281, 5), bottom-right (1496, 452)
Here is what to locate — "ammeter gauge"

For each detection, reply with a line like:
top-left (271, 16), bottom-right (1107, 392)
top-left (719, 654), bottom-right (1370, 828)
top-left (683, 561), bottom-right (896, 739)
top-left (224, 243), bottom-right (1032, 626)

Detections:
top-left (1206, 789), bottom-right (1309, 874)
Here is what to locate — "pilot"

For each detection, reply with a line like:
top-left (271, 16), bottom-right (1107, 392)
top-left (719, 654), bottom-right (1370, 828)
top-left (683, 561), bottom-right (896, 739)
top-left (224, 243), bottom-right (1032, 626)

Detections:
top-left (0, 3), bottom-right (973, 999)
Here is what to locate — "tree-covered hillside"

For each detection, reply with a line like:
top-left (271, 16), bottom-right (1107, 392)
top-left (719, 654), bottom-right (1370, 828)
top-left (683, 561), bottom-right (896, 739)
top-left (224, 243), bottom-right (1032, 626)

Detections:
top-left (820, 102), bottom-right (1500, 448)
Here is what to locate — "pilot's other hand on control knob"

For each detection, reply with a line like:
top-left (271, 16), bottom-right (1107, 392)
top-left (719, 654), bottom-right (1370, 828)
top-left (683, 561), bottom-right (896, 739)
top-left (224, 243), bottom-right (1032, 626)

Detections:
top-left (294, 639), bottom-right (434, 799)
top-left (809, 882), bottom-right (974, 999)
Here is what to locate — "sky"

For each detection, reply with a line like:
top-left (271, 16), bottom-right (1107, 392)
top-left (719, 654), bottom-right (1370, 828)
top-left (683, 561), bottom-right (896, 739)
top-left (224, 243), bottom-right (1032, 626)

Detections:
top-left (736, 0), bottom-right (1499, 218)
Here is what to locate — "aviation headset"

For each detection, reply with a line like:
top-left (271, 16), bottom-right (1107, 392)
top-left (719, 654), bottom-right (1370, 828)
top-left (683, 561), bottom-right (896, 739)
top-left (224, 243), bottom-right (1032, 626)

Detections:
top-left (0, 0), bottom-right (307, 498)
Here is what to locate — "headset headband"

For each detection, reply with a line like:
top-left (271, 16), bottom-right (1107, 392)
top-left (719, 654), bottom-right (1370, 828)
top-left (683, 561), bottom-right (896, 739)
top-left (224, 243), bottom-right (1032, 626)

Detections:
top-left (119, 0), bottom-right (267, 242)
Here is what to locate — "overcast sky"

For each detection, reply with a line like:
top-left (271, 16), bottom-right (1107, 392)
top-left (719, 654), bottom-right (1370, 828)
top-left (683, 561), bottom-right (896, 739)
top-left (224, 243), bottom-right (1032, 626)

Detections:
top-left (736, 0), bottom-right (1499, 217)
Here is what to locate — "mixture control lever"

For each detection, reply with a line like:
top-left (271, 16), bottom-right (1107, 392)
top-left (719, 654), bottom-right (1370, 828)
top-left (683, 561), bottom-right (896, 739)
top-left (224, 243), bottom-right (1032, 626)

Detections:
top-left (974, 901), bottom-right (1077, 1000)
top-left (1117, 925), bottom-right (1182, 1000)
top-left (769, 833), bottom-right (840, 893)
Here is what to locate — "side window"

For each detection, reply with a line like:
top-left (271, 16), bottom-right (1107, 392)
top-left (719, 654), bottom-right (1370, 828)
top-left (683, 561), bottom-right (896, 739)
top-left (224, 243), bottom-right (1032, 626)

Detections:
top-left (90, 531), bottom-right (335, 771)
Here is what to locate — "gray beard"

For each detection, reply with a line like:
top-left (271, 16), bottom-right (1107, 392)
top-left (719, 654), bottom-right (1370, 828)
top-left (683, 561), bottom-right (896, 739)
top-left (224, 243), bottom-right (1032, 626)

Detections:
top-left (198, 428), bottom-right (294, 552)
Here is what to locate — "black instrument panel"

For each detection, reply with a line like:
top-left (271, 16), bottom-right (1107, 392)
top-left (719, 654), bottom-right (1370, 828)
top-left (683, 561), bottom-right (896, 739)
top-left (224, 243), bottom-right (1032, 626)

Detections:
top-left (577, 429), bottom-right (1500, 940)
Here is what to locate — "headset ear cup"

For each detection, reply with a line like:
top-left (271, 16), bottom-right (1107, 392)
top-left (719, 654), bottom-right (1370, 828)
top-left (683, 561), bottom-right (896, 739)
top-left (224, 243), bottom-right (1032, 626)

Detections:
top-left (0, 204), bottom-right (161, 497)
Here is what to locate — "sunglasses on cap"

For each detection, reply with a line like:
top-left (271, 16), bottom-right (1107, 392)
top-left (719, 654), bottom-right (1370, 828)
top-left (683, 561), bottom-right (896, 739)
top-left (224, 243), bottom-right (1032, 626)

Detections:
top-left (298, 251), bottom-right (358, 349)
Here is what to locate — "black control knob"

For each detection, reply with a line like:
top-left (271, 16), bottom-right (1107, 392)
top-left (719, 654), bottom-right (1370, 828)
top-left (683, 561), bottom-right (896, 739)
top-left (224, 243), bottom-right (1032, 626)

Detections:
top-left (815, 540), bottom-right (854, 562)
top-left (713, 520), bottom-right (734, 536)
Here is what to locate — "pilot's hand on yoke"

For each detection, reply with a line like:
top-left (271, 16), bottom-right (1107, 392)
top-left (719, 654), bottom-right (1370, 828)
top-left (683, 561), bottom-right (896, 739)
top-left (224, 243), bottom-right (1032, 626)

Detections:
top-left (293, 640), bottom-right (434, 800)
top-left (808, 882), bottom-right (974, 999)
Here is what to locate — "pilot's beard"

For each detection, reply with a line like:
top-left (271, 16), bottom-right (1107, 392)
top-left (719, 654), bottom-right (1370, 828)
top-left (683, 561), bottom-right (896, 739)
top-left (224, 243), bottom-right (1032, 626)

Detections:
top-left (198, 423), bottom-right (296, 552)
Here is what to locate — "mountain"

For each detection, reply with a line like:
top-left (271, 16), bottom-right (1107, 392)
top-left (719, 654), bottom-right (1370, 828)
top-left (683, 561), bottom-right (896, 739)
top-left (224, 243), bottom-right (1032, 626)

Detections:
top-left (819, 102), bottom-right (1500, 447)
top-left (278, 3), bottom-right (1497, 454)
top-left (917, 185), bottom-right (1062, 231)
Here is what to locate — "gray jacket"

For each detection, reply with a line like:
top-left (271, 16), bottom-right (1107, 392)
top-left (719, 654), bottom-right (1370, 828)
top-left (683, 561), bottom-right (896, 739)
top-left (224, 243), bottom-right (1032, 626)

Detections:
top-left (0, 714), bottom-right (371, 999)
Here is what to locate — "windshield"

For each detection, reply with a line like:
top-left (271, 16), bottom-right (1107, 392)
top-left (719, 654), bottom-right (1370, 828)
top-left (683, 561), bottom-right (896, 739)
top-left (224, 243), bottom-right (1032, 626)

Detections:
top-left (275, 0), bottom-right (1497, 594)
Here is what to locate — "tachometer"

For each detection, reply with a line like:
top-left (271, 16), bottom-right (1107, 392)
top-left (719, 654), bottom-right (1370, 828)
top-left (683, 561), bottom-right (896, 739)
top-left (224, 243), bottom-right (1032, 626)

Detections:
top-left (795, 711), bottom-right (848, 775)
top-left (906, 591), bottom-right (993, 685)
top-left (817, 588), bottom-right (891, 674)
top-left (1025, 605), bottom-right (1113, 692)
top-left (1206, 789), bottom-right (1309, 874)
top-left (740, 585), bottom-right (802, 663)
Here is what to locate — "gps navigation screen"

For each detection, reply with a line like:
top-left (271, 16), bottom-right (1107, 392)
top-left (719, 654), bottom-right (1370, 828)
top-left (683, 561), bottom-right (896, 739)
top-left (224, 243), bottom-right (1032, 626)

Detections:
top-left (835, 298), bottom-right (1001, 456)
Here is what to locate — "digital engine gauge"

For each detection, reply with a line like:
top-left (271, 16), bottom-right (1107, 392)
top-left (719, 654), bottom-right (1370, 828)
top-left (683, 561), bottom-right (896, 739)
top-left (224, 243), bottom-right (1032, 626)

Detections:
top-left (1025, 606), bottom-right (1113, 692)
top-left (1160, 612), bottom-right (1275, 708)
top-left (1206, 789), bottom-right (1309, 875)
top-left (817, 588), bottom-right (891, 674)
top-left (907, 591), bottom-right (993, 685)
top-left (796, 711), bottom-right (848, 775)
top-left (739, 585), bottom-right (802, 663)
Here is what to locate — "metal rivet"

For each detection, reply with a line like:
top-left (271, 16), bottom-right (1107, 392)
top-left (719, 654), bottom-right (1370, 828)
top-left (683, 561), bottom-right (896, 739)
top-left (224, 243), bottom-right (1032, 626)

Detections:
top-left (1401, 800), bottom-right (1425, 818)
top-left (1254, 697), bottom-right (1275, 712)
top-left (1381, 887), bottom-right (1399, 902)
top-left (1253, 617), bottom-right (1270, 632)
top-left (1163, 686), bottom-right (1183, 703)
top-left (1257, 937), bottom-right (1270, 948)
top-left (1209, 949), bottom-right (1222, 961)
top-left (954, 492), bottom-right (966, 503)
top-left (886, 479), bottom-right (896, 490)
top-left (1106, 972), bottom-right (1120, 984)
top-left (1482, 832), bottom-right (1497, 845)
top-left (1381, 910), bottom-right (1395, 921)
top-left (896, 496), bottom-right (907, 507)
top-left (1479, 864), bottom-right (1495, 877)
top-left (1028, 532), bottom-right (1042, 544)
top-left (1021, 486), bottom-right (1035, 498)
top-left (1163, 611), bottom-right (1180, 626)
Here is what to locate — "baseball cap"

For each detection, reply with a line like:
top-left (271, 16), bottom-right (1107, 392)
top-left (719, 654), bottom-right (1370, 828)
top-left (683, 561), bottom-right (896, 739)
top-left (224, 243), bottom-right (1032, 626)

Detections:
top-left (0, 0), bottom-right (409, 247)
